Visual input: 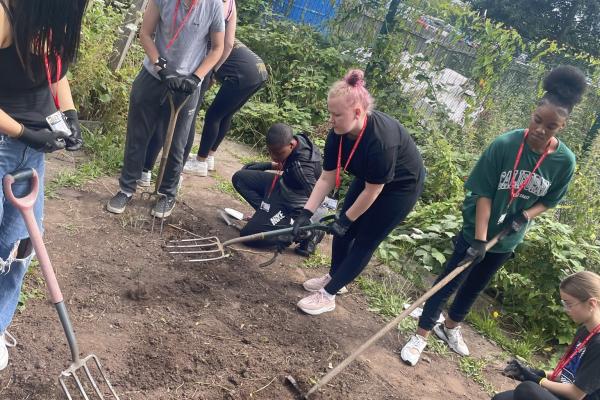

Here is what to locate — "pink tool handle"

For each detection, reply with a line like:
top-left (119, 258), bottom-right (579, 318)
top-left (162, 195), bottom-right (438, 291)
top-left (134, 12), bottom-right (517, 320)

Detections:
top-left (3, 169), bottom-right (64, 304)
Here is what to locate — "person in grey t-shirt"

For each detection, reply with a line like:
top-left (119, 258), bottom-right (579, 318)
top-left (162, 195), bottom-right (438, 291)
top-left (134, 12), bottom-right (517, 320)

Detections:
top-left (107, 0), bottom-right (225, 218)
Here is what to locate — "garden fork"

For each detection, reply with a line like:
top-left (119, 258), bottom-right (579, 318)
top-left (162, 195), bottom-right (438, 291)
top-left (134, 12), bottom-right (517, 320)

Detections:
top-left (4, 169), bottom-right (120, 400)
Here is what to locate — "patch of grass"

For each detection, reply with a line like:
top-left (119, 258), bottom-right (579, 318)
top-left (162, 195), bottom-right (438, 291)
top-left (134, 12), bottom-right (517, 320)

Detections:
top-left (467, 310), bottom-right (540, 361)
top-left (213, 173), bottom-right (244, 202)
top-left (18, 260), bottom-right (45, 312)
top-left (356, 276), bottom-right (410, 320)
top-left (459, 356), bottom-right (496, 395)
top-left (46, 126), bottom-right (125, 197)
top-left (301, 250), bottom-right (330, 269)
top-left (238, 154), bottom-right (271, 166)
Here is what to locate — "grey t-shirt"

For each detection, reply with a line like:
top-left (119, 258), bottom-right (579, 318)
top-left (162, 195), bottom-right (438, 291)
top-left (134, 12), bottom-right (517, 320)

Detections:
top-left (143, 0), bottom-right (225, 79)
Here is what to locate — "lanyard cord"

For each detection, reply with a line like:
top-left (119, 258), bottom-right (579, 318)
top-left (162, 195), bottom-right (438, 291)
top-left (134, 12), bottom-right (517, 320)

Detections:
top-left (335, 116), bottom-right (368, 192)
top-left (44, 54), bottom-right (62, 109)
top-left (550, 323), bottom-right (600, 381)
top-left (166, 0), bottom-right (197, 49)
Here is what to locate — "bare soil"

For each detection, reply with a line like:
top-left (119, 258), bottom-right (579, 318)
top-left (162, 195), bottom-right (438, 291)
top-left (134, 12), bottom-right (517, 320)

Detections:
top-left (0, 141), bottom-right (516, 399)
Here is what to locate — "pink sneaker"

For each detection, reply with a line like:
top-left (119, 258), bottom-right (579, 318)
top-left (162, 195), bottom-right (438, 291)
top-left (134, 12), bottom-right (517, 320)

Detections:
top-left (303, 274), bottom-right (348, 294)
top-left (297, 291), bottom-right (336, 315)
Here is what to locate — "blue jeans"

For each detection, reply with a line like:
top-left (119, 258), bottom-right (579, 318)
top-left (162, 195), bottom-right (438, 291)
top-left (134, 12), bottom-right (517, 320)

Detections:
top-left (418, 231), bottom-right (513, 331)
top-left (0, 134), bottom-right (45, 333)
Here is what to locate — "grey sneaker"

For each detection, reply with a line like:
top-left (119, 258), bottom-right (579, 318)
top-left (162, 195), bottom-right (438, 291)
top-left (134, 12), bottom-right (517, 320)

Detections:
top-left (106, 191), bottom-right (132, 214)
top-left (433, 323), bottom-right (469, 356)
top-left (137, 170), bottom-right (151, 187)
top-left (151, 195), bottom-right (176, 218)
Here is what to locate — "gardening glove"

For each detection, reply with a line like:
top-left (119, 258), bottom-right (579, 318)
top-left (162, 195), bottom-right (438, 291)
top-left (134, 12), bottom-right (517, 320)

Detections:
top-left (503, 359), bottom-right (545, 383)
top-left (179, 73), bottom-right (202, 95)
top-left (329, 212), bottom-right (353, 237)
top-left (158, 67), bottom-right (185, 93)
top-left (17, 126), bottom-right (69, 153)
top-left (461, 239), bottom-right (487, 266)
top-left (242, 161), bottom-right (273, 171)
top-left (503, 211), bottom-right (530, 236)
top-left (292, 208), bottom-right (313, 241)
top-left (62, 109), bottom-right (83, 151)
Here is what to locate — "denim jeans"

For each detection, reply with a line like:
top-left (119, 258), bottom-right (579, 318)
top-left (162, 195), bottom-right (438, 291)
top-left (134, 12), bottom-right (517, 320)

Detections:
top-left (0, 134), bottom-right (44, 333)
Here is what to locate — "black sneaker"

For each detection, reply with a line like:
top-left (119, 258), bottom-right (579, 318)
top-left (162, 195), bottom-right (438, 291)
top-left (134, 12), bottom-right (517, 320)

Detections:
top-left (151, 195), bottom-right (176, 218)
top-left (294, 230), bottom-right (325, 257)
top-left (106, 191), bottom-right (132, 214)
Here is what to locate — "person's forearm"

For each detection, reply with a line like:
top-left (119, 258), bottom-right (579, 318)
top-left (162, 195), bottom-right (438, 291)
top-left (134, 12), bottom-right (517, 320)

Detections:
top-left (524, 202), bottom-right (549, 220)
top-left (0, 109), bottom-right (23, 137)
top-left (214, 41), bottom-right (233, 71)
top-left (304, 173), bottom-right (335, 212)
top-left (194, 44), bottom-right (223, 79)
top-left (474, 196), bottom-right (492, 241)
top-left (56, 77), bottom-right (75, 111)
top-left (140, 31), bottom-right (160, 64)
top-left (540, 380), bottom-right (586, 400)
top-left (345, 183), bottom-right (384, 221)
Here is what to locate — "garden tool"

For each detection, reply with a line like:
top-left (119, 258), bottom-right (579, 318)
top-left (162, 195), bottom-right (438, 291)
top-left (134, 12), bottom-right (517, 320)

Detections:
top-left (165, 220), bottom-right (332, 263)
top-left (4, 168), bottom-right (120, 400)
top-left (287, 228), bottom-right (510, 399)
top-left (140, 90), bottom-right (190, 234)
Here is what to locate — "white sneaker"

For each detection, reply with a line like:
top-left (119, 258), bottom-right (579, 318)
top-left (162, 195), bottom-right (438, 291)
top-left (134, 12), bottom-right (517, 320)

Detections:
top-left (297, 290), bottom-right (336, 315)
top-left (207, 155), bottom-right (215, 171)
top-left (433, 324), bottom-right (469, 356)
top-left (302, 275), bottom-right (348, 294)
top-left (183, 158), bottom-right (208, 177)
top-left (178, 174), bottom-right (184, 191)
top-left (400, 334), bottom-right (427, 366)
top-left (137, 170), bottom-right (151, 187)
top-left (0, 331), bottom-right (17, 371)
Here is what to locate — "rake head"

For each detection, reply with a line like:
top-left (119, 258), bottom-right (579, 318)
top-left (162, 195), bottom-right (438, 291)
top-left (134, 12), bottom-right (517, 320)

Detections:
top-left (165, 236), bottom-right (230, 262)
top-left (59, 354), bottom-right (120, 400)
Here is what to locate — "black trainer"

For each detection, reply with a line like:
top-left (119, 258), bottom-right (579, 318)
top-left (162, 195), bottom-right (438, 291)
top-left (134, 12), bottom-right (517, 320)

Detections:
top-left (151, 195), bottom-right (176, 218)
top-left (106, 191), bottom-right (132, 214)
top-left (294, 230), bottom-right (325, 257)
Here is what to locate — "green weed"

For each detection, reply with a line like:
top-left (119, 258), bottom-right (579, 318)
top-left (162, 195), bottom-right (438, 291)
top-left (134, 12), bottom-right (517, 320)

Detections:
top-left (301, 251), bottom-right (331, 269)
top-left (459, 356), bottom-right (496, 395)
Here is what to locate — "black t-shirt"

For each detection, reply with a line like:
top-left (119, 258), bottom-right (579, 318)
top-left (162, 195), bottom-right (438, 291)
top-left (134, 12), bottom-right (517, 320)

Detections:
top-left (323, 110), bottom-right (424, 189)
top-left (0, 1), bottom-right (66, 128)
top-left (559, 326), bottom-right (600, 399)
top-left (215, 40), bottom-right (268, 89)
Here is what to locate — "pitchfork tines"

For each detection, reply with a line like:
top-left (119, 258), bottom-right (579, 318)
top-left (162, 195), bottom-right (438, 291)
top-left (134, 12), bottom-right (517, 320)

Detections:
top-left (165, 236), bottom-right (229, 262)
top-left (59, 353), bottom-right (120, 400)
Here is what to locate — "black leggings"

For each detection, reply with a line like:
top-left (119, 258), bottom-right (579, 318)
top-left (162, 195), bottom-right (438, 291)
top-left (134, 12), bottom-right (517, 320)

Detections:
top-left (183, 80), bottom-right (264, 161)
top-left (493, 382), bottom-right (562, 400)
top-left (418, 232), bottom-right (513, 331)
top-left (324, 177), bottom-right (423, 295)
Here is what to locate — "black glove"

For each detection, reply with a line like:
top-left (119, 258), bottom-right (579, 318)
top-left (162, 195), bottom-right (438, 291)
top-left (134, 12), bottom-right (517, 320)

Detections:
top-left (243, 161), bottom-right (273, 171)
top-left (62, 109), bottom-right (83, 151)
top-left (157, 67), bottom-right (185, 92)
top-left (503, 359), bottom-right (545, 383)
top-left (179, 74), bottom-right (202, 94)
top-left (17, 126), bottom-right (69, 153)
top-left (330, 213), bottom-right (353, 237)
top-left (503, 211), bottom-right (530, 236)
top-left (461, 239), bottom-right (487, 266)
top-left (292, 209), bottom-right (313, 241)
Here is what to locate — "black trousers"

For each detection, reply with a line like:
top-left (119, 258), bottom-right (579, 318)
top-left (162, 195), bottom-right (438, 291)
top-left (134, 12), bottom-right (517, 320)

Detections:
top-left (232, 169), bottom-right (297, 248)
top-left (183, 80), bottom-right (264, 161)
top-left (418, 232), bottom-right (513, 331)
top-left (324, 177), bottom-right (423, 295)
top-left (119, 68), bottom-right (200, 197)
top-left (492, 382), bottom-right (563, 400)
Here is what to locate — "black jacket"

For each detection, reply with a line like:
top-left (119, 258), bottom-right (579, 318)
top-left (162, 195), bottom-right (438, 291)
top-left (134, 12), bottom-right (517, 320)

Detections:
top-left (279, 133), bottom-right (322, 209)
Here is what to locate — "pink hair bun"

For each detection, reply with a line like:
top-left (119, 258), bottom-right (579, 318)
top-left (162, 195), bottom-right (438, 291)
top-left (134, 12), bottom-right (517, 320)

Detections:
top-left (344, 69), bottom-right (365, 87)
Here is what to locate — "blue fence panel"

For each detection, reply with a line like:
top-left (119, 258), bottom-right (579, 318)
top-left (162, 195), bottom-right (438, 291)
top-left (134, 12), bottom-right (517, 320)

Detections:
top-left (271, 0), bottom-right (340, 30)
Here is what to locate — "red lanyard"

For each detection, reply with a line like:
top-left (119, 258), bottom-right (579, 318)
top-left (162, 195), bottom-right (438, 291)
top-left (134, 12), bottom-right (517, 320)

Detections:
top-left (166, 0), bottom-right (197, 49)
top-left (335, 116), bottom-right (368, 191)
top-left (44, 54), bottom-right (62, 109)
top-left (550, 323), bottom-right (600, 381)
top-left (507, 129), bottom-right (552, 208)
top-left (267, 161), bottom-right (285, 198)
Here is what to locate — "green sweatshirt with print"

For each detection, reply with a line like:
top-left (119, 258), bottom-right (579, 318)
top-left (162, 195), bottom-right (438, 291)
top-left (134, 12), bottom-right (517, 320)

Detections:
top-left (462, 129), bottom-right (576, 253)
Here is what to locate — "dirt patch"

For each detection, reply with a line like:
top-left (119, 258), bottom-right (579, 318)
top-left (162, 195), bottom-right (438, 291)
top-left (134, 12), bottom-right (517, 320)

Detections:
top-left (0, 142), bottom-right (516, 399)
